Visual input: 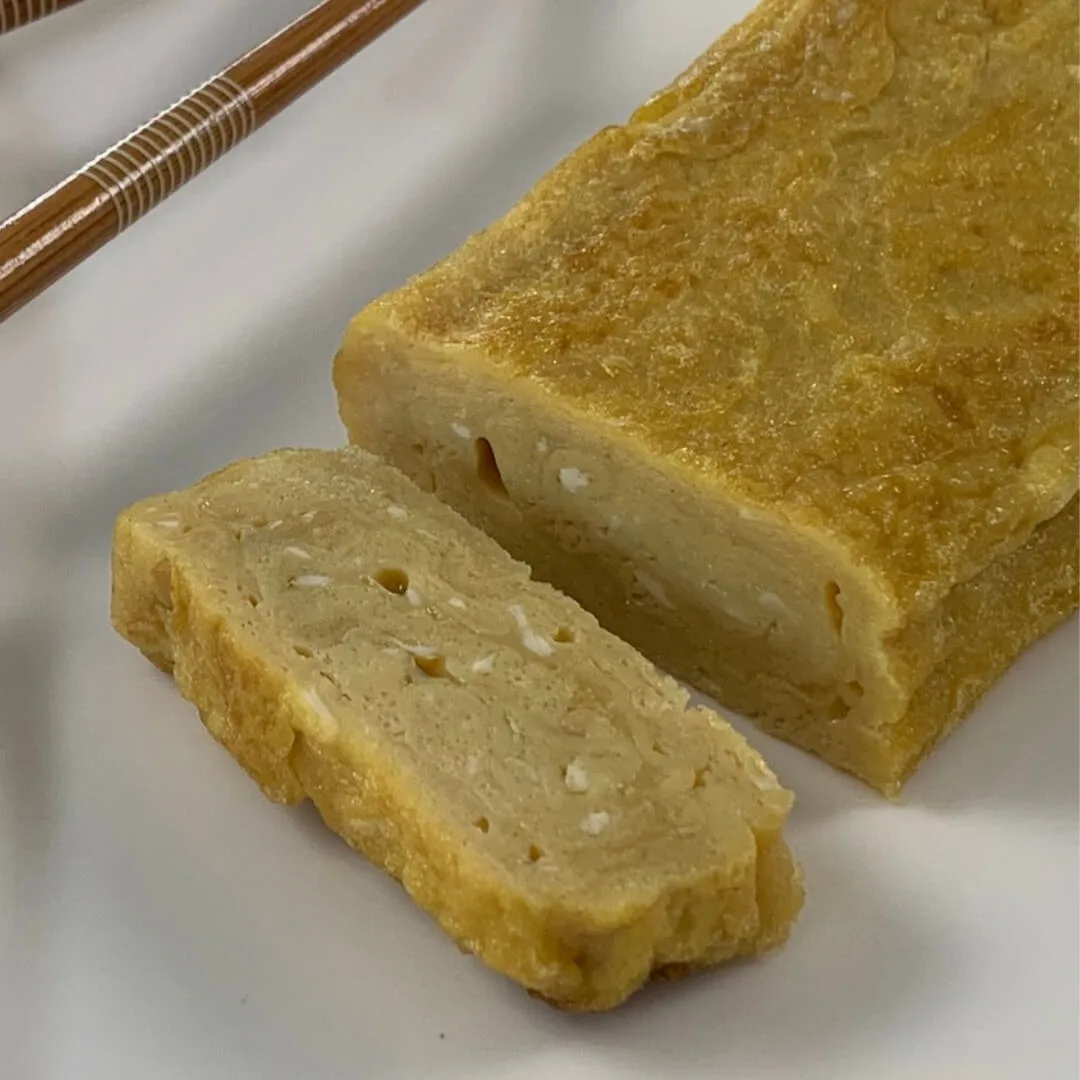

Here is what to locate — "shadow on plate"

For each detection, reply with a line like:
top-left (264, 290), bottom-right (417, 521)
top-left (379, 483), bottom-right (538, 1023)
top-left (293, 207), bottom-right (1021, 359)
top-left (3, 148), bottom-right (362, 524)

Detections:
top-left (0, 613), bottom-right (60, 1078)
top-left (548, 838), bottom-right (952, 1080)
top-left (897, 617), bottom-right (1078, 822)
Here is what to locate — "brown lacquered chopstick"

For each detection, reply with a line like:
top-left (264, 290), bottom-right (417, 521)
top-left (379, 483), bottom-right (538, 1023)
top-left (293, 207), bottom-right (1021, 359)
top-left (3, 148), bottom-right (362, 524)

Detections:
top-left (0, 0), bottom-right (85, 36)
top-left (0, 0), bottom-right (425, 324)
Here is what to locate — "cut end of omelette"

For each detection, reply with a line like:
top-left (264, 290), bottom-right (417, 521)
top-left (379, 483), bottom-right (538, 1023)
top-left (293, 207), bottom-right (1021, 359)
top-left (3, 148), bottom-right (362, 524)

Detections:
top-left (334, 0), bottom-right (1079, 793)
top-left (111, 447), bottom-right (802, 1011)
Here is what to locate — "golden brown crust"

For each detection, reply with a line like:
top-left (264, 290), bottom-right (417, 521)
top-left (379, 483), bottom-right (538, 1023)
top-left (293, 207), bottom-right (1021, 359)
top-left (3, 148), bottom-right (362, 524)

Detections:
top-left (359, 0), bottom-right (1078, 613)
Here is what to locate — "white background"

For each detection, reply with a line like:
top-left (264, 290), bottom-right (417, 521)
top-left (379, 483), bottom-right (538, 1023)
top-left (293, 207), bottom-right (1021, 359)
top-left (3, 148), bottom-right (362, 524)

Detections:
top-left (1, 2), bottom-right (1076, 1077)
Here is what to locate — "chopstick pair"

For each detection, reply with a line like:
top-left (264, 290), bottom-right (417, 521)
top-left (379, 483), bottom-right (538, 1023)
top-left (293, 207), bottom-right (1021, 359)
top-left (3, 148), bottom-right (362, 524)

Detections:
top-left (0, 0), bottom-right (426, 324)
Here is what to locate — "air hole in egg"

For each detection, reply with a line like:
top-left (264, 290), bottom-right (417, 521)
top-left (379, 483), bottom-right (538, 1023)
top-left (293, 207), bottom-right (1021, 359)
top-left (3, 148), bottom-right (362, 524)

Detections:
top-left (553, 626), bottom-right (575, 644)
top-left (527, 844), bottom-right (544, 863)
top-left (375, 567), bottom-right (410, 595)
top-left (475, 438), bottom-right (510, 498)
top-left (827, 696), bottom-right (851, 720)
top-left (825, 581), bottom-right (844, 635)
top-left (293, 644), bottom-right (314, 659)
top-left (413, 653), bottom-right (448, 679)
top-left (474, 816), bottom-right (490, 833)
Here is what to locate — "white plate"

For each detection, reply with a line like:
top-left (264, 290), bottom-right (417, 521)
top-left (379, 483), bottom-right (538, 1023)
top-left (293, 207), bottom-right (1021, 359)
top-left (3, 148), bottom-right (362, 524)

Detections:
top-left (1, 3), bottom-right (1076, 1077)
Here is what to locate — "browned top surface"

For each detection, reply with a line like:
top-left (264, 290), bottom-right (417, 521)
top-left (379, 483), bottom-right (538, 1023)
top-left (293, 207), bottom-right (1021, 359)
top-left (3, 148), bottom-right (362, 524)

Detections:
top-left (358, 0), bottom-right (1079, 612)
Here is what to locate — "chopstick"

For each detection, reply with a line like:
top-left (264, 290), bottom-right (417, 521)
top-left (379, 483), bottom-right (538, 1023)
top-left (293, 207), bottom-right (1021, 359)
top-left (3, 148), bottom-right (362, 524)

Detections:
top-left (0, 0), bottom-right (425, 324)
top-left (0, 0), bottom-right (85, 36)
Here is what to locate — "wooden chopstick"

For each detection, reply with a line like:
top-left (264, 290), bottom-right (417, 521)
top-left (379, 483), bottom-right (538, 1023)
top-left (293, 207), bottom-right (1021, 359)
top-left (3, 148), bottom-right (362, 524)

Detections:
top-left (0, 0), bottom-right (85, 36)
top-left (0, 0), bottom-right (425, 324)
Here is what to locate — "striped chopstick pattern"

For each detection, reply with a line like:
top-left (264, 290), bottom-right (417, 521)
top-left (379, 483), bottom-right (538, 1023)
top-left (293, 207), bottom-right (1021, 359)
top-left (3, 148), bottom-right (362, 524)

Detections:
top-left (81, 75), bottom-right (257, 234)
